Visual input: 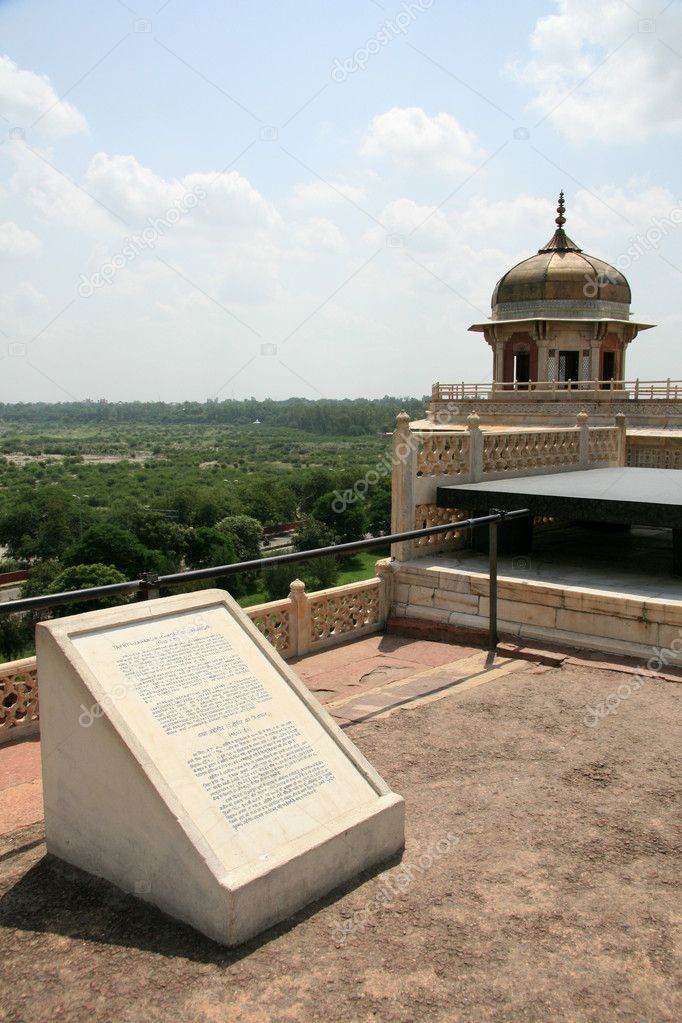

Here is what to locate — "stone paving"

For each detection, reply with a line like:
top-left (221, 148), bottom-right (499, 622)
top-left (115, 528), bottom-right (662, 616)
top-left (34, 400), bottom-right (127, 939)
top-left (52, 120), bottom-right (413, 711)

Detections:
top-left (3, 629), bottom-right (680, 842)
top-left (1, 656), bottom-right (680, 1023)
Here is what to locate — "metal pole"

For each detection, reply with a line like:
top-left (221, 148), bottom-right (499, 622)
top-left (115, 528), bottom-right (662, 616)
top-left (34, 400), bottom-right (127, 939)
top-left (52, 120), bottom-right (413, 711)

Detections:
top-left (488, 509), bottom-right (501, 660)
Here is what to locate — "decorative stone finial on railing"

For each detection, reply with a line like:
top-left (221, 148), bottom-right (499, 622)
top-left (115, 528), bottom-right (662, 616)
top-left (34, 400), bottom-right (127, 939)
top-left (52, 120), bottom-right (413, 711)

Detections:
top-left (289, 578), bottom-right (306, 595)
top-left (577, 410), bottom-right (589, 467)
top-left (396, 410), bottom-right (411, 430)
top-left (615, 412), bottom-right (627, 466)
top-left (467, 412), bottom-right (481, 431)
top-left (374, 558), bottom-right (394, 625)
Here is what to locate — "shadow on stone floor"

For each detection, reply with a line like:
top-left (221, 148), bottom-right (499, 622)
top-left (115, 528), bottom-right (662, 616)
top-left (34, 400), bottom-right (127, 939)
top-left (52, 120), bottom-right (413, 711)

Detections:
top-left (0, 845), bottom-right (403, 965)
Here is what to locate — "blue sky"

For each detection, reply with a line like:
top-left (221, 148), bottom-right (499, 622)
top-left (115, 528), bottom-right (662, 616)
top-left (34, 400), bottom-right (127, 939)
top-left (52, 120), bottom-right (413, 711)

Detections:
top-left (0, 0), bottom-right (681, 401)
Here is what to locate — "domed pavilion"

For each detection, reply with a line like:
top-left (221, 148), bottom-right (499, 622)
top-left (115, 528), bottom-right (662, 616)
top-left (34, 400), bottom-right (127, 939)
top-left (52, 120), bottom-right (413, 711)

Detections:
top-left (468, 193), bottom-right (654, 394)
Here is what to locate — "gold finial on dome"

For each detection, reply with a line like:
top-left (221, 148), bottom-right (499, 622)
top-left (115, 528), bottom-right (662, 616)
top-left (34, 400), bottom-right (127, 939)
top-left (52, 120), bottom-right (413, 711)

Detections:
top-left (538, 189), bottom-right (581, 254)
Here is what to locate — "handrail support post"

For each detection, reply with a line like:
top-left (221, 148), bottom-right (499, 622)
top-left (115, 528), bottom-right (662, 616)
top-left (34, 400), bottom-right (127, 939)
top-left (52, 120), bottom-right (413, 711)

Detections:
top-left (141, 572), bottom-right (160, 601)
top-left (487, 509), bottom-right (503, 662)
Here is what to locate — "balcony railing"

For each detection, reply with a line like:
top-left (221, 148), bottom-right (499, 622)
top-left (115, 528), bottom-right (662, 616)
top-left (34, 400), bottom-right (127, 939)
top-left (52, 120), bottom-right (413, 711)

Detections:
top-left (0, 511), bottom-right (529, 744)
top-left (431, 379), bottom-right (682, 401)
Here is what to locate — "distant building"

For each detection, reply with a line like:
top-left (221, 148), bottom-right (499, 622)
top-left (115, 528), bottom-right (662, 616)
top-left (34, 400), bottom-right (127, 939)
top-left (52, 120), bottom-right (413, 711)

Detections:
top-left (427, 193), bottom-right (680, 428)
top-left (388, 192), bottom-right (682, 657)
top-left (470, 192), bottom-right (653, 393)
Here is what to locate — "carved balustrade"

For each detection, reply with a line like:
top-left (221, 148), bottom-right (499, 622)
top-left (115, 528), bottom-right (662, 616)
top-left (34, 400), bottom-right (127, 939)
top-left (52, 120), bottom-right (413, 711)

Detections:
top-left (0, 563), bottom-right (394, 743)
top-left (0, 658), bottom-right (39, 743)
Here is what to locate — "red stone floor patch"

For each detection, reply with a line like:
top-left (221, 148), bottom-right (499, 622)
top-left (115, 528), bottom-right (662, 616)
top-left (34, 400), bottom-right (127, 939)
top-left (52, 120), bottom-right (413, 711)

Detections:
top-left (329, 652), bottom-right (534, 725)
top-left (0, 737), bottom-right (43, 836)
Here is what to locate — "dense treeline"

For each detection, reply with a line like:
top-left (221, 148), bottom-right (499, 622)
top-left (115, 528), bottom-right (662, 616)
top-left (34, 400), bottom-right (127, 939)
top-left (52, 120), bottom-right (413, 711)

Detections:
top-left (0, 396), bottom-right (426, 435)
top-left (0, 418), bottom-right (399, 659)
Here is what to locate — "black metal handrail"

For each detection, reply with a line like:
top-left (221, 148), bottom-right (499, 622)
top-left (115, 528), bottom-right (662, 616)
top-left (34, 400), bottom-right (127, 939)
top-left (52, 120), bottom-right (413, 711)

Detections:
top-left (0, 509), bottom-right (530, 653)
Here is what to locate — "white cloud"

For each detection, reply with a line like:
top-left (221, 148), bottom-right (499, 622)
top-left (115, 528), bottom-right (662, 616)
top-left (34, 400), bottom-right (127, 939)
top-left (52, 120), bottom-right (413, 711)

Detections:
top-left (568, 186), bottom-right (681, 240)
top-left (365, 198), bottom-right (453, 252)
top-left (0, 221), bottom-right (41, 258)
top-left (10, 147), bottom-right (283, 250)
top-left (84, 153), bottom-right (181, 218)
top-left (511, 0), bottom-right (682, 143)
top-left (10, 143), bottom-right (114, 233)
top-left (458, 195), bottom-right (551, 243)
top-left (85, 153), bottom-right (281, 233)
top-left (362, 106), bottom-right (484, 175)
top-left (0, 54), bottom-right (86, 137)
top-left (292, 217), bottom-right (347, 255)
top-left (291, 179), bottom-right (367, 208)
top-left (0, 281), bottom-right (49, 322)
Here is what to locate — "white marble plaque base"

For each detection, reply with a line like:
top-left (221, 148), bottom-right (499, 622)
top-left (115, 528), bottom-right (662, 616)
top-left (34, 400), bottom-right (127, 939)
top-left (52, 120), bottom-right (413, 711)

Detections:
top-left (37, 590), bottom-right (404, 946)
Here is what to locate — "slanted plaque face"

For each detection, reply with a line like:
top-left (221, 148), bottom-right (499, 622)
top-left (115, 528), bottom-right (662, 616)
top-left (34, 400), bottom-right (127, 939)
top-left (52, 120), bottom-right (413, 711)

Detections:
top-left (38, 590), bottom-right (404, 944)
top-left (71, 602), bottom-right (380, 878)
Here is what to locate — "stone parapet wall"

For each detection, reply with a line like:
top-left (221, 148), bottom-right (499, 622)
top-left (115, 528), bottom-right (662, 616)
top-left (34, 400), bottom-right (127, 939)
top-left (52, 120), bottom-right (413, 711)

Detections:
top-left (0, 563), bottom-right (394, 745)
top-left (626, 433), bottom-right (682, 469)
top-left (391, 411), bottom-right (625, 562)
top-left (427, 398), bottom-right (682, 428)
top-left (0, 658), bottom-right (39, 744)
top-left (391, 560), bottom-right (682, 660)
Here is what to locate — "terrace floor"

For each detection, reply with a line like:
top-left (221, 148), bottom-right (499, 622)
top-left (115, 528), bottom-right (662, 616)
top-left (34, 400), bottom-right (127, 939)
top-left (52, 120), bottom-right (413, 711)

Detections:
top-left (0, 634), bottom-right (495, 838)
top-left (424, 523), bottom-right (682, 602)
top-left (1, 641), bottom-right (680, 1022)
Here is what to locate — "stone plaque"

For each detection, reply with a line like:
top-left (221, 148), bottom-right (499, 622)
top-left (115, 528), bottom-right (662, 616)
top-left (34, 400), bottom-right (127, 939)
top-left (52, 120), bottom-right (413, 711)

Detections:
top-left (37, 590), bottom-right (404, 946)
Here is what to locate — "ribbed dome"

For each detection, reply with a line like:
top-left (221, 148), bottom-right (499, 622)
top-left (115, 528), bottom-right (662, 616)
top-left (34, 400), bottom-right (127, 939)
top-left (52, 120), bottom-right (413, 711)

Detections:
top-left (491, 193), bottom-right (631, 317)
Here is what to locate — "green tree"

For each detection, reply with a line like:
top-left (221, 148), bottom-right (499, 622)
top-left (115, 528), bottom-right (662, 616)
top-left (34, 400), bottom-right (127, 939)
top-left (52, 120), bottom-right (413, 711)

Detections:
top-left (311, 491), bottom-right (368, 545)
top-left (63, 524), bottom-right (162, 578)
top-left (128, 510), bottom-right (188, 563)
top-left (20, 559), bottom-right (64, 599)
top-left (0, 492), bottom-right (84, 560)
top-left (287, 518), bottom-right (338, 594)
top-left (215, 515), bottom-right (262, 597)
top-left (0, 558), bottom-right (22, 573)
top-left (366, 477), bottom-right (392, 535)
top-left (184, 526), bottom-right (248, 597)
top-left (47, 563), bottom-right (130, 617)
top-left (296, 469), bottom-right (336, 514)
top-left (0, 615), bottom-right (33, 661)
top-left (262, 516), bottom-right (339, 602)
top-left (170, 488), bottom-right (226, 527)
top-left (0, 502), bottom-right (40, 560)
top-left (261, 561), bottom-right (296, 601)
top-left (216, 515), bottom-right (262, 562)
top-left (241, 480), bottom-right (297, 525)
top-left (185, 526), bottom-right (237, 570)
